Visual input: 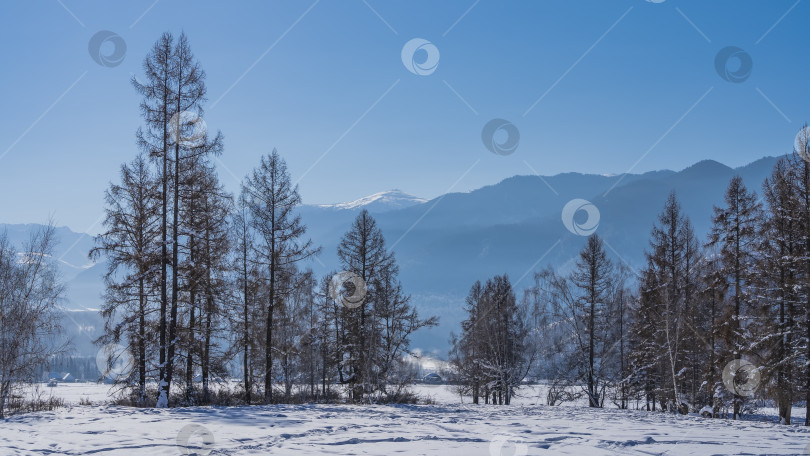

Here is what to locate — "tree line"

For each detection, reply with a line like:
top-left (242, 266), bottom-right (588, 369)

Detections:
top-left (90, 32), bottom-right (434, 408)
top-left (451, 135), bottom-right (810, 426)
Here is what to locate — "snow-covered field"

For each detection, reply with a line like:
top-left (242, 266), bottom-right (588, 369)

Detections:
top-left (2, 383), bottom-right (809, 455)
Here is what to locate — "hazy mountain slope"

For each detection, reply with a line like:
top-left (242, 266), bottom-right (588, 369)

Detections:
top-left (0, 223), bottom-right (96, 282)
top-left (0, 223), bottom-right (106, 356)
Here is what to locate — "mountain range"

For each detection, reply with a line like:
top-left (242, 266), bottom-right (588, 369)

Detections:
top-left (2, 154), bottom-right (784, 357)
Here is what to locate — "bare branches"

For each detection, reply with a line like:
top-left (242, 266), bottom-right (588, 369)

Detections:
top-left (0, 224), bottom-right (66, 418)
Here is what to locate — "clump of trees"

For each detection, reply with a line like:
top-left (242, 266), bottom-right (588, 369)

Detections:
top-left (628, 191), bottom-right (721, 416)
top-left (0, 224), bottom-right (66, 418)
top-left (517, 235), bottom-right (630, 409)
top-left (93, 31), bottom-right (229, 407)
top-left (449, 275), bottom-right (534, 405)
top-left (330, 210), bottom-right (438, 402)
top-left (625, 173), bottom-right (791, 422)
top-left (91, 32), bottom-right (434, 408)
top-left (240, 150), bottom-right (319, 404)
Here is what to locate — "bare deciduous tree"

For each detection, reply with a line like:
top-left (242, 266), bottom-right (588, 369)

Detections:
top-left (0, 224), bottom-right (66, 418)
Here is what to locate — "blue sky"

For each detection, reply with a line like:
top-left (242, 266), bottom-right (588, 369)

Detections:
top-left (0, 0), bottom-right (807, 233)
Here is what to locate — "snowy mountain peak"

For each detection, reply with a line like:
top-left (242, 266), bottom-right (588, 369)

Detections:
top-left (318, 189), bottom-right (426, 212)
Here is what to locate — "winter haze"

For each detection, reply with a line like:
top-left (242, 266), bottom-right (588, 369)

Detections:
top-left (1, 1), bottom-right (810, 455)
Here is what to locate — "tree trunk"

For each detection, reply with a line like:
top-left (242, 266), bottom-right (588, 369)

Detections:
top-left (156, 61), bottom-right (171, 406)
top-left (157, 118), bottom-right (168, 406)
top-left (264, 198), bottom-right (276, 404)
top-left (619, 292), bottom-right (626, 410)
top-left (804, 160), bottom-right (810, 426)
top-left (138, 275), bottom-right (146, 402)
top-left (203, 299), bottom-right (211, 403)
top-left (784, 299), bottom-right (794, 425)
top-left (265, 293), bottom-right (273, 404)
top-left (159, 134), bottom-right (182, 408)
top-left (733, 215), bottom-right (742, 420)
top-left (0, 381), bottom-right (9, 419)
top-left (588, 293), bottom-right (596, 407)
top-left (242, 222), bottom-right (250, 405)
top-left (265, 263), bottom-right (274, 404)
top-left (202, 229), bottom-right (213, 404)
top-left (186, 303), bottom-right (195, 402)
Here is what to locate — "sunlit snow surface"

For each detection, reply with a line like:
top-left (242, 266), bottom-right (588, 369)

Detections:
top-left (2, 384), bottom-right (809, 455)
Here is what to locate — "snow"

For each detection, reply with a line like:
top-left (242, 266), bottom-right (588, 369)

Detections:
top-left (317, 190), bottom-right (426, 211)
top-left (3, 383), bottom-right (809, 455)
top-left (21, 382), bottom-right (112, 405)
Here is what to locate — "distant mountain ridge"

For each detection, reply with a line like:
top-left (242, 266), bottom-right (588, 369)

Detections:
top-left (0, 224), bottom-right (104, 357)
top-left (0, 223), bottom-right (96, 280)
top-left (1, 154), bottom-right (785, 356)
